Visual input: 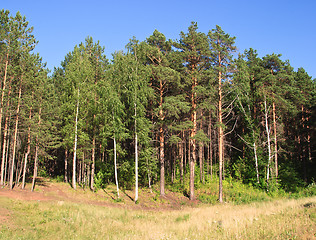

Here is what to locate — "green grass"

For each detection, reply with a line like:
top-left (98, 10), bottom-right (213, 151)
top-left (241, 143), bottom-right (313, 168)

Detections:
top-left (0, 196), bottom-right (315, 239)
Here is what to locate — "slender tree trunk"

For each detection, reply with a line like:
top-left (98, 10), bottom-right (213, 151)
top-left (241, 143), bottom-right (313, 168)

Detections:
top-left (134, 102), bottom-right (138, 203)
top-left (31, 138), bottom-right (39, 192)
top-left (0, 50), bottom-right (10, 149)
top-left (179, 135), bottom-right (184, 184)
top-left (218, 67), bottom-right (224, 203)
top-left (300, 105), bottom-right (307, 182)
top-left (307, 119), bottom-right (312, 164)
top-left (10, 77), bottom-right (23, 190)
top-left (64, 149), bottom-right (68, 182)
top-left (16, 153), bottom-right (23, 186)
top-left (208, 114), bottom-right (213, 180)
top-left (113, 135), bottom-right (120, 199)
top-left (146, 153), bottom-right (152, 191)
top-left (0, 78), bottom-right (12, 185)
top-left (72, 88), bottom-right (79, 190)
top-left (189, 76), bottom-right (197, 200)
top-left (272, 102), bottom-right (278, 180)
top-left (158, 77), bottom-right (166, 196)
top-left (4, 125), bottom-right (11, 185)
top-left (264, 97), bottom-right (272, 185)
top-left (159, 126), bottom-right (165, 196)
top-left (22, 107), bottom-right (32, 189)
top-left (78, 157), bottom-right (82, 186)
top-left (31, 107), bottom-right (41, 192)
top-left (184, 133), bottom-right (187, 175)
top-left (253, 133), bottom-right (260, 184)
top-left (90, 135), bottom-right (95, 191)
top-left (199, 113), bottom-right (204, 183)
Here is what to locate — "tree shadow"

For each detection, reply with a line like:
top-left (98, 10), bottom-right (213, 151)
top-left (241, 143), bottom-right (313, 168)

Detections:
top-left (102, 189), bottom-right (116, 201)
top-left (122, 190), bottom-right (134, 202)
top-left (303, 202), bottom-right (315, 208)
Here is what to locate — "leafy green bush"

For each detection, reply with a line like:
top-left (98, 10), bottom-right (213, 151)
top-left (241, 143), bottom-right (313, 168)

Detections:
top-left (288, 182), bottom-right (316, 199)
top-left (94, 171), bottom-right (108, 191)
top-left (222, 177), bottom-right (271, 204)
top-left (197, 193), bottom-right (218, 204)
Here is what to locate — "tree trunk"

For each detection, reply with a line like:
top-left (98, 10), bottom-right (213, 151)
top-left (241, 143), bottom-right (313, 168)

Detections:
top-left (4, 125), bottom-right (11, 185)
top-left (189, 76), bottom-right (197, 200)
top-left (90, 136), bottom-right (95, 191)
top-left (0, 78), bottom-right (12, 185)
top-left (208, 114), bottom-right (213, 180)
top-left (10, 77), bottom-right (23, 190)
top-left (272, 102), bottom-right (278, 180)
top-left (31, 107), bottom-right (41, 192)
top-left (114, 135), bottom-right (120, 199)
top-left (159, 126), bottom-right (165, 196)
top-left (134, 102), bottom-right (138, 203)
top-left (64, 149), bottom-right (68, 182)
top-left (72, 88), bottom-right (79, 190)
top-left (22, 107), bottom-right (32, 189)
top-left (253, 136), bottom-right (260, 184)
top-left (184, 134), bottom-right (187, 175)
top-left (31, 138), bottom-right (39, 192)
top-left (179, 134), bottom-right (184, 184)
top-left (0, 50), bottom-right (10, 149)
top-left (264, 97), bottom-right (272, 186)
top-left (199, 113), bottom-right (204, 183)
top-left (218, 66), bottom-right (224, 203)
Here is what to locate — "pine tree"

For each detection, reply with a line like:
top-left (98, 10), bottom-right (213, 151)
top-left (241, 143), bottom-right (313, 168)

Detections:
top-left (208, 25), bottom-right (236, 202)
top-left (173, 22), bottom-right (209, 200)
top-left (142, 30), bottom-right (187, 196)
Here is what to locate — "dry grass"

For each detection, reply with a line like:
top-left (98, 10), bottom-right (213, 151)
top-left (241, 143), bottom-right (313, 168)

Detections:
top-left (0, 194), bottom-right (315, 239)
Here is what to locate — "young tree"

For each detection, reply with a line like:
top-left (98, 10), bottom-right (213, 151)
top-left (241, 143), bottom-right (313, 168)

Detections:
top-left (64, 44), bottom-right (93, 190)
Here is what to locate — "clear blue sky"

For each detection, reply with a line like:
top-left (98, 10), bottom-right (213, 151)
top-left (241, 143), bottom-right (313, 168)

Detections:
top-left (2, 0), bottom-right (316, 79)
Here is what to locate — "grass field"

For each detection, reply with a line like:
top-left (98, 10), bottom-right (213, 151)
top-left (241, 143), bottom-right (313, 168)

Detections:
top-left (0, 192), bottom-right (315, 239)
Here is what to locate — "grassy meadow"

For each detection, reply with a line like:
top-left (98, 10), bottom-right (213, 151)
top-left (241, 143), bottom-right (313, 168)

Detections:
top-left (0, 193), bottom-right (315, 240)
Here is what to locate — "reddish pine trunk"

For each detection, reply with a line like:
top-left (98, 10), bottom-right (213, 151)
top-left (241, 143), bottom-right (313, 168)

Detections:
top-left (31, 107), bottom-right (41, 192)
top-left (22, 107), bottom-right (32, 189)
top-left (0, 50), bottom-right (10, 147)
top-left (189, 76), bottom-right (197, 200)
top-left (9, 77), bottom-right (23, 189)
top-left (159, 126), bottom-right (165, 196)
top-left (208, 114), bottom-right (213, 180)
top-left (218, 59), bottom-right (224, 203)
top-left (0, 77), bottom-right (12, 185)
top-left (179, 133), bottom-right (184, 184)
top-left (199, 113), bottom-right (204, 183)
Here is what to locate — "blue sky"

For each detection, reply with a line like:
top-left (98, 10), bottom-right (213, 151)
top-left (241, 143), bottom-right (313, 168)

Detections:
top-left (2, 0), bottom-right (316, 79)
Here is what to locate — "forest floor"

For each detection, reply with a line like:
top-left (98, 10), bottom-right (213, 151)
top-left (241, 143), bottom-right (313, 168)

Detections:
top-left (0, 177), bottom-right (196, 211)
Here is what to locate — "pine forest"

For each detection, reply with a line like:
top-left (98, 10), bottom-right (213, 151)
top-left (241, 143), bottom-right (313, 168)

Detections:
top-left (0, 9), bottom-right (315, 203)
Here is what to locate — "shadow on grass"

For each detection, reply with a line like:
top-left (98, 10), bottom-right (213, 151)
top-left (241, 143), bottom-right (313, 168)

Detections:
top-left (102, 189), bottom-right (116, 201)
top-left (122, 190), bottom-right (134, 202)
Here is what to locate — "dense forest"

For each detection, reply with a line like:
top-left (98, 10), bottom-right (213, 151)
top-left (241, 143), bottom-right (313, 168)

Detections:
top-left (0, 9), bottom-right (315, 202)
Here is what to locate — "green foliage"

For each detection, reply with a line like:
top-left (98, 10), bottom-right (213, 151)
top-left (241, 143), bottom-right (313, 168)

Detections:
top-left (288, 183), bottom-right (316, 199)
top-left (94, 170), bottom-right (108, 191)
top-left (223, 178), bottom-right (272, 204)
top-left (197, 194), bottom-right (218, 204)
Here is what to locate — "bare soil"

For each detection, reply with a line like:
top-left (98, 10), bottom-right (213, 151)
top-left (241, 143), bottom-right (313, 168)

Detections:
top-left (0, 178), bottom-right (196, 211)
